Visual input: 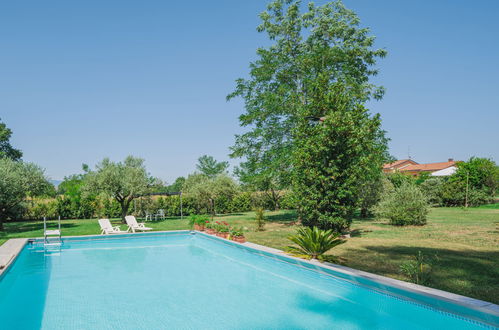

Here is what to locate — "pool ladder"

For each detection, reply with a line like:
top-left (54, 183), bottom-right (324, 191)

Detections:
top-left (44, 216), bottom-right (62, 246)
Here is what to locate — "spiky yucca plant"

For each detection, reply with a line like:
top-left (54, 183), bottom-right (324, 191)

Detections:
top-left (287, 227), bottom-right (345, 260)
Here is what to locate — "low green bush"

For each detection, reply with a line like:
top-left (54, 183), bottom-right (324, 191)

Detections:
top-left (287, 226), bottom-right (344, 260)
top-left (419, 177), bottom-right (444, 206)
top-left (439, 181), bottom-right (493, 207)
top-left (399, 251), bottom-right (437, 285)
top-left (375, 183), bottom-right (429, 226)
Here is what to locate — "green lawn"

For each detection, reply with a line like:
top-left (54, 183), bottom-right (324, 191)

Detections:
top-left (1, 205), bottom-right (498, 304)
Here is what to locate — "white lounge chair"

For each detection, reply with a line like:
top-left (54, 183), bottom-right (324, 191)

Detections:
top-left (99, 219), bottom-right (127, 235)
top-left (125, 215), bottom-right (153, 233)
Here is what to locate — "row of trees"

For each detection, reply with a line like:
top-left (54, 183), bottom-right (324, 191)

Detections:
top-left (1, 127), bottom-right (293, 227)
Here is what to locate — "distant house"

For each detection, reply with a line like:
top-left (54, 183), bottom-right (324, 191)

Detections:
top-left (382, 159), bottom-right (418, 173)
top-left (430, 166), bottom-right (457, 177)
top-left (383, 159), bottom-right (457, 176)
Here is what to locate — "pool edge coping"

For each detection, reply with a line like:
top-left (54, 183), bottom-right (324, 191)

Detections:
top-left (0, 238), bottom-right (29, 277)
top-left (1, 230), bottom-right (498, 321)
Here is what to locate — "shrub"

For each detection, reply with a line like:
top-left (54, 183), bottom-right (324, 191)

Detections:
top-left (399, 251), bottom-right (436, 285)
top-left (375, 183), bottom-right (429, 226)
top-left (287, 227), bottom-right (344, 260)
top-left (279, 190), bottom-right (296, 210)
top-left (316, 215), bottom-right (351, 233)
top-left (230, 191), bottom-right (253, 212)
top-left (419, 177), bottom-right (444, 206)
top-left (440, 181), bottom-right (493, 207)
top-left (25, 198), bottom-right (58, 220)
top-left (188, 214), bottom-right (209, 228)
top-left (386, 172), bottom-right (415, 188)
top-left (229, 227), bottom-right (244, 237)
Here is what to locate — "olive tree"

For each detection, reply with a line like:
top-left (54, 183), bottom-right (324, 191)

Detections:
top-left (0, 158), bottom-right (49, 230)
top-left (84, 156), bottom-right (153, 222)
top-left (183, 173), bottom-right (239, 217)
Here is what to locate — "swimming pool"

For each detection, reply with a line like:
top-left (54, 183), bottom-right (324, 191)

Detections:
top-left (0, 231), bottom-right (497, 329)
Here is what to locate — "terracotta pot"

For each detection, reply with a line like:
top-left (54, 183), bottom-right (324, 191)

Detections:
top-left (216, 232), bottom-right (229, 239)
top-left (232, 236), bottom-right (246, 243)
top-left (205, 228), bottom-right (215, 235)
top-left (194, 224), bottom-right (205, 231)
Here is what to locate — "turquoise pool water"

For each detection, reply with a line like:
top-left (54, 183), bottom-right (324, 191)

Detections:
top-left (0, 232), bottom-right (496, 329)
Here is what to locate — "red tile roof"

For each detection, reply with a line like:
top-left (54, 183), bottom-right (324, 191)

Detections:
top-left (383, 159), bottom-right (417, 169)
top-left (402, 161), bottom-right (456, 172)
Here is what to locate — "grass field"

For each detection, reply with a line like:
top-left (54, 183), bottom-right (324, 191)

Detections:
top-left (1, 205), bottom-right (498, 304)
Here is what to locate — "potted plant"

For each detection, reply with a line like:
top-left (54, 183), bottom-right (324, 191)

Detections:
top-left (230, 227), bottom-right (246, 243)
top-left (189, 215), bottom-right (209, 231)
top-left (205, 221), bottom-right (215, 234)
top-left (216, 221), bottom-right (230, 239)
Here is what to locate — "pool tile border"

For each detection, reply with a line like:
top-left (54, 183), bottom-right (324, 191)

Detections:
top-left (1, 230), bottom-right (498, 327)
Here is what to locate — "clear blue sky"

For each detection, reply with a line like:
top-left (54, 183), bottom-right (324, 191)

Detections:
top-left (1, 0), bottom-right (498, 182)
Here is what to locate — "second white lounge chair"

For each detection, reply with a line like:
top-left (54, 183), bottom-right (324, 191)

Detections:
top-left (99, 219), bottom-right (127, 235)
top-left (125, 215), bottom-right (153, 233)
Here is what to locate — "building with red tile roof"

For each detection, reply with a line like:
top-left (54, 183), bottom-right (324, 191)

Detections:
top-left (382, 159), bottom-right (418, 173)
top-left (383, 159), bottom-right (457, 176)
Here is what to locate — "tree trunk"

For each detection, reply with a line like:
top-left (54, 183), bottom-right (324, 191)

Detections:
top-left (210, 199), bottom-right (215, 220)
top-left (0, 208), bottom-right (6, 231)
top-left (360, 207), bottom-right (369, 218)
top-left (269, 188), bottom-right (280, 211)
top-left (119, 201), bottom-right (130, 224)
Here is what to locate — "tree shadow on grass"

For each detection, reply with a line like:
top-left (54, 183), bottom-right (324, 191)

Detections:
top-left (344, 245), bottom-right (499, 304)
top-left (216, 213), bottom-right (244, 218)
top-left (266, 210), bottom-right (297, 223)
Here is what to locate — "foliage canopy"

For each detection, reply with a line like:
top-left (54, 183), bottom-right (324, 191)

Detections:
top-left (0, 119), bottom-right (22, 161)
top-left (228, 0), bottom-right (387, 190)
top-left (196, 155), bottom-right (229, 178)
top-left (229, 0), bottom-right (388, 230)
top-left (0, 158), bottom-right (49, 230)
top-left (84, 156), bottom-right (153, 222)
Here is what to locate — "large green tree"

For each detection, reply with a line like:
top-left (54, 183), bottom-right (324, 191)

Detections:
top-left (0, 158), bottom-right (49, 230)
top-left (0, 119), bottom-right (22, 161)
top-left (229, 0), bottom-right (388, 230)
top-left (84, 156), bottom-right (154, 222)
top-left (196, 155), bottom-right (229, 178)
top-left (293, 91), bottom-right (388, 231)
